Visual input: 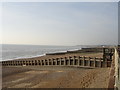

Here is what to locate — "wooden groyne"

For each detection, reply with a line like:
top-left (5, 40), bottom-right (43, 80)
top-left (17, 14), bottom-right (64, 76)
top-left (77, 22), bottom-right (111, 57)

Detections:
top-left (2, 56), bottom-right (112, 68)
top-left (46, 47), bottom-right (104, 55)
top-left (2, 47), bottom-right (114, 68)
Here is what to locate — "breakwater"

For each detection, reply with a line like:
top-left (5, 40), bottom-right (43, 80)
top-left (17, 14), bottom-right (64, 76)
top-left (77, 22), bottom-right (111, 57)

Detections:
top-left (2, 56), bottom-right (111, 68)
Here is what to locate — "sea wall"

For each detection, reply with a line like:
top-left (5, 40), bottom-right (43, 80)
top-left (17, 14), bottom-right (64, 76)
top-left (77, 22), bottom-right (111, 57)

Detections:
top-left (114, 48), bottom-right (120, 90)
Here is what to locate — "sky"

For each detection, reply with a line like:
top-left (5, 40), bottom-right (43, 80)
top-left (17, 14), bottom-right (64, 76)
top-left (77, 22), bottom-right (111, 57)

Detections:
top-left (1, 2), bottom-right (118, 46)
top-left (118, 2), bottom-right (120, 45)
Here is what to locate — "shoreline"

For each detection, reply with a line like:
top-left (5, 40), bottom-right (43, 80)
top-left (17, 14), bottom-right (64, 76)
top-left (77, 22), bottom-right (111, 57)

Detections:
top-left (1, 47), bottom-right (104, 62)
top-left (2, 52), bottom-right (103, 62)
top-left (1, 49), bottom-right (82, 62)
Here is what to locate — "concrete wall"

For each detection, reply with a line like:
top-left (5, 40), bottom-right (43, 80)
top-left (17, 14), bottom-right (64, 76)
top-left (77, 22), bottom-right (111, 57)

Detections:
top-left (115, 49), bottom-right (120, 90)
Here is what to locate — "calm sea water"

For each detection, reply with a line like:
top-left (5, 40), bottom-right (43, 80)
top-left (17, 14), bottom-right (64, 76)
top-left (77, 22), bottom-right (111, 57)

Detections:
top-left (1, 44), bottom-right (85, 61)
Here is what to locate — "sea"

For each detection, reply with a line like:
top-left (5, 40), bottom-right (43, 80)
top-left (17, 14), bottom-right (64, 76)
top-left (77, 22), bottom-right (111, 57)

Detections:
top-left (0, 44), bottom-right (88, 61)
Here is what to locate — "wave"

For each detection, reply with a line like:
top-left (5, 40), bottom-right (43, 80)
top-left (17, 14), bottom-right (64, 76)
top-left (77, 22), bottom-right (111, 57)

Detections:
top-left (1, 54), bottom-right (46, 61)
top-left (1, 45), bottom-right (82, 61)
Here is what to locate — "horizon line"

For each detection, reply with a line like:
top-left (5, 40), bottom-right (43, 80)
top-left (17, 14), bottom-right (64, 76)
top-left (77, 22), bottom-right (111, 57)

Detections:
top-left (0, 43), bottom-right (117, 46)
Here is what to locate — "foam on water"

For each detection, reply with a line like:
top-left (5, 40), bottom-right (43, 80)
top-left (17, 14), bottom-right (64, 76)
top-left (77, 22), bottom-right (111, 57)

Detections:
top-left (1, 44), bottom-right (83, 61)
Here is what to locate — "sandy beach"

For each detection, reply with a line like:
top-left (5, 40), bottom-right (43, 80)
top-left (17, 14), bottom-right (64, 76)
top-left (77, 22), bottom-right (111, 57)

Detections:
top-left (2, 66), bottom-right (110, 88)
top-left (2, 67), bottom-right (110, 88)
top-left (2, 52), bottom-right (111, 88)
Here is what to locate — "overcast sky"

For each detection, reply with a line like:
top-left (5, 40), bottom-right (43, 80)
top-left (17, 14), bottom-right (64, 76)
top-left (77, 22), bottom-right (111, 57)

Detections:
top-left (1, 2), bottom-right (118, 46)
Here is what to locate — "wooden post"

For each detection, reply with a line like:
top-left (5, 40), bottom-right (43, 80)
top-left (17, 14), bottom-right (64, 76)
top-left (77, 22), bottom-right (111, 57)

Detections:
top-left (12, 61), bottom-right (13, 66)
top-left (69, 57), bottom-right (72, 66)
top-left (25, 61), bottom-right (27, 66)
top-left (79, 56), bottom-right (82, 66)
top-left (47, 59), bottom-right (49, 66)
top-left (99, 58), bottom-right (102, 67)
top-left (61, 58), bottom-right (63, 65)
top-left (73, 56), bottom-right (75, 66)
top-left (105, 59), bottom-right (108, 67)
top-left (33, 60), bottom-right (35, 66)
top-left (56, 58), bottom-right (59, 65)
top-left (51, 59), bottom-right (53, 66)
top-left (14, 61), bottom-right (17, 66)
top-left (68, 59), bottom-right (70, 66)
top-left (13, 61), bottom-right (15, 66)
top-left (18, 61), bottom-right (20, 66)
top-left (4, 61), bottom-right (6, 66)
top-left (4, 62), bottom-right (5, 66)
top-left (8, 61), bottom-right (9, 66)
top-left (4, 62), bottom-right (6, 66)
top-left (44, 60), bottom-right (46, 66)
top-left (63, 57), bottom-right (65, 66)
top-left (52, 59), bottom-right (55, 65)
top-left (56, 58), bottom-right (58, 66)
top-left (38, 60), bottom-right (40, 65)
top-left (78, 56), bottom-right (80, 66)
top-left (88, 57), bottom-right (91, 66)
top-left (27, 61), bottom-right (30, 66)
top-left (60, 58), bottom-right (61, 66)
top-left (9, 61), bottom-right (10, 66)
top-left (94, 57), bottom-right (96, 67)
top-left (64, 57), bottom-right (67, 66)
top-left (72, 57), bottom-right (74, 65)
top-left (21, 61), bottom-right (23, 66)
top-left (56, 59), bottom-right (58, 66)
top-left (83, 56), bottom-right (85, 66)
top-left (41, 60), bottom-right (43, 66)
top-left (49, 59), bottom-right (51, 66)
